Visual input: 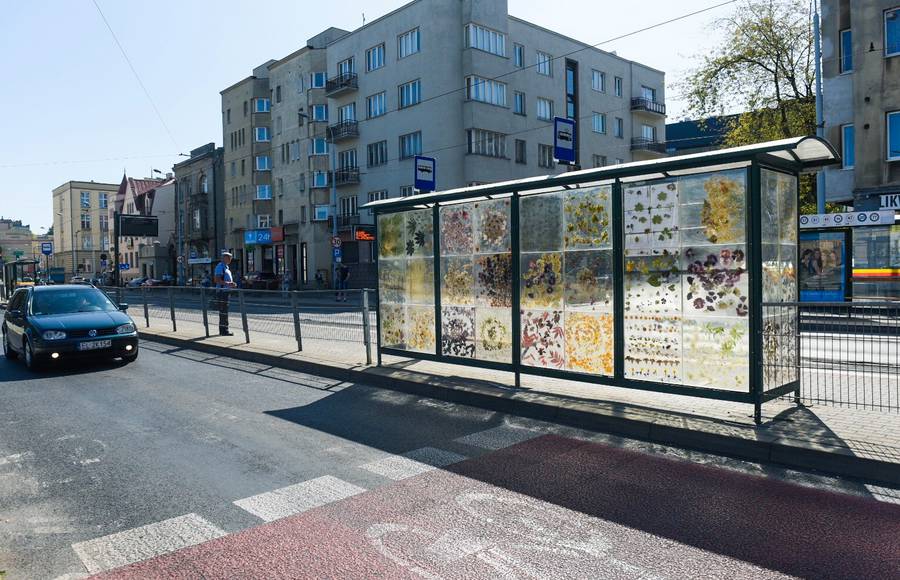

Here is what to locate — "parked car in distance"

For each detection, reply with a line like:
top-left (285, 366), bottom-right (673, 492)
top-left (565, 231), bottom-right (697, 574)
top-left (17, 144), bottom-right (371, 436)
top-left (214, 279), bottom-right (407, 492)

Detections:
top-left (244, 271), bottom-right (281, 290)
top-left (141, 278), bottom-right (173, 287)
top-left (126, 277), bottom-right (148, 288)
top-left (2, 285), bottom-right (139, 370)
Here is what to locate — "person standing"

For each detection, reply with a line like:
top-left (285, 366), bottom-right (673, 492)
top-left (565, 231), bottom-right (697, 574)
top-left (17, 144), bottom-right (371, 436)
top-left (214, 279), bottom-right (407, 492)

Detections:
top-left (214, 251), bottom-right (237, 336)
top-left (336, 264), bottom-right (350, 302)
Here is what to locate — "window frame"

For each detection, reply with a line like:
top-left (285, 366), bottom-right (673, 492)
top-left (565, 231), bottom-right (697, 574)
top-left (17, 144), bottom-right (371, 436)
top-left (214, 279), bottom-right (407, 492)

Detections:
top-left (310, 72), bottom-right (327, 88)
top-left (465, 22), bottom-right (506, 57)
top-left (467, 128), bottom-right (508, 158)
top-left (592, 111), bottom-right (606, 134)
top-left (398, 78), bottom-right (422, 109)
top-left (465, 76), bottom-right (508, 107)
top-left (514, 43), bottom-right (525, 68)
top-left (366, 43), bottom-right (385, 72)
top-left (254, 98), bottom-right (271, 113)
top-left (536, 97), bottom-right (553, 121)
top-left (366, 91), bottom-right (387, 119)
top-left (888, 111), bottom-right (900, 161)
top-left (591, 70), bottom-right (605, 92)
top-left (536, 51), bottom-right (553, 76)
top-left (398, 28), bottom-right (421, 59)
top-left (538, 143), bottom-right (554, 168)
top-left (614, 117), bottom-right (625, 139)
top-left (840, 28), bottom-right (853, 73)
top-left (367, 140), bottom-right (388, 167)
top-left (841, 124), bottom-right (855, 169)
top-left (256, 184), bottom-right (273, 200)
top-left (255, 155), bottom-right (272, 171)
top-left (886, 7), bottom-right (900, 58)
top-left (311, 104), bottom-right (328, 122)
top-left (513, 91), bottom-right (526, 116)
top-left (614, 76), bottom-right (623, 97)
top-left (255, 126), bottom-right (270, 142)
top-left (399, 131), bottom-right (422, 160)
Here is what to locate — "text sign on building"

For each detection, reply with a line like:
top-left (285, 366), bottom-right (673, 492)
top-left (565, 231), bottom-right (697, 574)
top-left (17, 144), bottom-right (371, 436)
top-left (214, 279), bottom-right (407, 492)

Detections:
top-left (880, 193), bottom-right (900, 210)
top-left (41, 242), bottom-right (53, 256)
top-left (118, 215), bottom-right (159, 237)
top-left (553, 117), bottom-right (576, 164)
top-left (243, 229), bottom-right (272, 245)
top-left (414, 156), bottom-right (436, 193)
top-left (799, 211), bottom-right (895, 229)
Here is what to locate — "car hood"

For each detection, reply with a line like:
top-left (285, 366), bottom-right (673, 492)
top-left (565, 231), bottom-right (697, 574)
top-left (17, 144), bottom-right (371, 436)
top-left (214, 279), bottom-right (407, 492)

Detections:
top-left (30, 311), bottom-right (133, 331)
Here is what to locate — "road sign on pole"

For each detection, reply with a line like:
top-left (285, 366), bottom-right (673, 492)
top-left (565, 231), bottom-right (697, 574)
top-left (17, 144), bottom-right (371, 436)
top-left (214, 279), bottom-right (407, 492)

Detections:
top-left (414, 156), bottom-right (436, 193)
top-left (553, 117), bottom-right (576, 165)
top-left (332, 236), bottom-right (342, 248)
top-left (41, 242), bottom-right (53, 256)
top-left (333, 247), bottom-right (342, 263)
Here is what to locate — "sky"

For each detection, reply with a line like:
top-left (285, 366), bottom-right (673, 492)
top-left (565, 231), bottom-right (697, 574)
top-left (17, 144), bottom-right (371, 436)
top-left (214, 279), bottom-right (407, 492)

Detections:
top-left (0, 0), bottom-right (731, 232)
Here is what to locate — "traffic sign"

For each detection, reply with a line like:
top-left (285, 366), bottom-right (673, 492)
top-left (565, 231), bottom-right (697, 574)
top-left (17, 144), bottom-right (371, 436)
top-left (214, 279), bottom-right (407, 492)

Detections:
top-left (414, 156), bottom-right (436, 193)
top-left (177, 256), bottom-right (184, 264)
top-left (554, 117), bottom-right (576, 164)
top-left (119, 263), bottom-right (130, 270)
top-left (41, 242), bottom-right (53, 256)
top-left (333, 247), bottom-right (342, 263)
top-left (13, 250), bottom-right (24, 259)
top-left (332, 236), bottom-right (342, 249)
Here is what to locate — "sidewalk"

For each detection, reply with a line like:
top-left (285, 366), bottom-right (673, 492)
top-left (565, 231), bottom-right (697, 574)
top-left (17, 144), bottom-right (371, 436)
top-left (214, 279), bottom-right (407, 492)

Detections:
top-left (137, 318), bottom-right (900, 486)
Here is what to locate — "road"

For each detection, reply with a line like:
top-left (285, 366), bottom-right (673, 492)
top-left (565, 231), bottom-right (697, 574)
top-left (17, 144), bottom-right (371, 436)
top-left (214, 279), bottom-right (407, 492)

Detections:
top-left (1, 341), bottom-right (898, 579)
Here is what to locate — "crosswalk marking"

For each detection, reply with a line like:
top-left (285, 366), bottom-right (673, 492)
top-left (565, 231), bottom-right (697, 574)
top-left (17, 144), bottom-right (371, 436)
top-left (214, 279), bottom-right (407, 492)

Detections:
top-left (360, 447), bottom-right (467, 481)
top-left (454, 424), bottom-right (540, 450)
top-left (71, 513), bottom-right (225, 574)
top-left (234, 475), bottom-right (366, 522)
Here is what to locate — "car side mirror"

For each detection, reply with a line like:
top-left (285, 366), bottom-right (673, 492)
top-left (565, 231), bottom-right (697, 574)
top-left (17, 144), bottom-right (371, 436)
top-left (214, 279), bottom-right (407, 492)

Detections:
top-left (118, 303), bottom-right (129, 311)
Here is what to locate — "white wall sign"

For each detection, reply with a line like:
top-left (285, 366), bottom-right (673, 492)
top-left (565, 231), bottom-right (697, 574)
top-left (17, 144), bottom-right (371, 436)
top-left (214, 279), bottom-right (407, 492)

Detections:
top-left (880, 193), bottom-right (900, 209)
top-left (799, 211), bottom-right (895, 229)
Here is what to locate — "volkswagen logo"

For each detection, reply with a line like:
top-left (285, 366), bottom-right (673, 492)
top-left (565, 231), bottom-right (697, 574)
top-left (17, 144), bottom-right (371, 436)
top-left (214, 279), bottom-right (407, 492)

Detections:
top-left (88, 329), bottom-right (97, 338)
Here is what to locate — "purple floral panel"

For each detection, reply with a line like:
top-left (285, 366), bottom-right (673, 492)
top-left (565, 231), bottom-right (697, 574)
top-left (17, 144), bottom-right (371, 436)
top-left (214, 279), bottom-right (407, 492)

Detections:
top-left (521, 310), bottom-right (566, 369)
top-left (440, 203), bottom-right (475, 256)
top-left (681, 245), bottom-right (749, 318)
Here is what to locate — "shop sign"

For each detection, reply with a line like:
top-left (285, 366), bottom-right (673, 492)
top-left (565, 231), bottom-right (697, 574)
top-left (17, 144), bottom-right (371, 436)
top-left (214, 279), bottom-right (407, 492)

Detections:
top-left (188, 257), bottom-right (212, 265)
top-left (880, 193), bottom-right (900, 210)
top-left (799, 211), bottom-right (894, 229)
top-left (356, 229), bottom-right (375, 241)
top-left (271, 227), bottom-right (285, 242)
top-left (244, 229), bottom-right (272, 245)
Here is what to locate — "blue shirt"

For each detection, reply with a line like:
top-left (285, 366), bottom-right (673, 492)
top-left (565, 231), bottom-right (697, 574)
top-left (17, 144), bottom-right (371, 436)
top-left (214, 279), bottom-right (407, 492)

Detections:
top-left (215, 262), bottom-right (233, 288)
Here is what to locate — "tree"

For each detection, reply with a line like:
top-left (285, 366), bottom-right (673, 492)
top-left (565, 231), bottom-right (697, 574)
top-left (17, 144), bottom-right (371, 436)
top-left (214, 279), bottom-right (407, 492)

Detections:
top-left (680, 0), bottom-right (829, 213)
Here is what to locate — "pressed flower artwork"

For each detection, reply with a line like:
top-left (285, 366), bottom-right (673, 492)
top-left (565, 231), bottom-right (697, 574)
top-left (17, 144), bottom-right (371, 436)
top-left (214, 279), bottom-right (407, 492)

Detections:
top-left (475, 308), bottom-right (512, 362)
top-left (378, 213), bottom-right (405, 258)
top-left (441, 306), bottom-right (476, 358)
top-left (623, 251), bottom-right (681, 315)
top-left (440, 204), bottom-right (474, 256)
top-left (521, 310), bottom-right (565, 368)
top-left (378, 259), bottom-right (407, 304)
top-left (564, 186), bottom-right (612, 249)
top-left (565, 312), bottom-right (613, 376)
top-left (624, 314), bottom-right (682, 383)
top-left (682, 246), bottom-right (749, 317)
top-left (405, 209), bottom-right (434, 257)
top-left (682, 317), bottom-right (749, 390)
top-left (441, 256), bottom-right (474, 305)
top-left (474, 199), bottom-right (511, 254)
top-left (564, 250), bottom-right (613, 311)
top-left (406, 305), bottom-right (436, 354)
top-left (380, 304), bottom-right (406, 348)
top-left (699, 175), bottom-right (745, 244)
top-left (624, 182), bottom-right (679, 251)
top-left (520, 193), bottom-right (563, 253)
top-left (406, 258), bottom-right (435, 305)
top-left (763, 312), bottom-right (799, 389)
top-left (475, 253), bottom-right (512, 308)
top-left (521, 252), bottom-right (563, 309)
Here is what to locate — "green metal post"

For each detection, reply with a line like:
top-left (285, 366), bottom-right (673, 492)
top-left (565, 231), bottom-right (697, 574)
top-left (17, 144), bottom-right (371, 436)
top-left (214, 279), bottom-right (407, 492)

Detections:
top-left (748, 163), bottom-right (764, 425)
top-left (432, 205), bottom-right (442, 358)
top-left (612, 179), bottom-right (625, 381)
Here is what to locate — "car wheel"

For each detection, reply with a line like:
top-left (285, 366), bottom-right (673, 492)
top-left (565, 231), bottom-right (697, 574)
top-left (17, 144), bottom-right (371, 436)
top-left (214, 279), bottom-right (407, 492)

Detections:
top-left (2, 331), bottom-right (18, 360)
top-left (23, 339), bottom-right (40, 371)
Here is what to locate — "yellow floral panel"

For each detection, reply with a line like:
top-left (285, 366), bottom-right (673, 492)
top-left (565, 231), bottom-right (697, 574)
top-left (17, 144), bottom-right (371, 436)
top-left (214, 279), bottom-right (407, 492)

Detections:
top-left (406, 305), bottom-right (436, 354)
top-left (565, 312), bottom-right (613, 376)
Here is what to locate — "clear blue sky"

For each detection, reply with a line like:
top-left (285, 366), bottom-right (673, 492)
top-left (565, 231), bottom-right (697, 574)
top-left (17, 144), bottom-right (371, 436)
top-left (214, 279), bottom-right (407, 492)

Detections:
top-left (0, 0), bottom-right (729, 232)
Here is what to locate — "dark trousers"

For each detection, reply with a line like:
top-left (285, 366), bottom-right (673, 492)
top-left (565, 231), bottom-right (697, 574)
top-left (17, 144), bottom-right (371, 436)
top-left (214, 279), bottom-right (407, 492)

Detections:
top-left (217, 292), bottom-right (230, 334)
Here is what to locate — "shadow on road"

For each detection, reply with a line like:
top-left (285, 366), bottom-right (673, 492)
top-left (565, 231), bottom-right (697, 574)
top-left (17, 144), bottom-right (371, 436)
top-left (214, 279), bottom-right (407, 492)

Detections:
top-left (0, 354), bottom-right (131, 382)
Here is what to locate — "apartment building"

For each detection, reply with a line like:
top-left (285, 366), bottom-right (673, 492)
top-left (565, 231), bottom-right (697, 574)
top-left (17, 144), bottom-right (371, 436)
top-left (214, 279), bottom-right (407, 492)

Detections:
top-left (111, 175), bottom-right (173, 282)
top-left (821, 1), bottom-right (900, 298)
top-left (0, 218), bottom-right (34, 263)
top-left (173, 143), bottom-right (225, 284)
top-left (220, 0), bottom-right (666, 287)
top-left (51, 180), bottom-right (119, 278)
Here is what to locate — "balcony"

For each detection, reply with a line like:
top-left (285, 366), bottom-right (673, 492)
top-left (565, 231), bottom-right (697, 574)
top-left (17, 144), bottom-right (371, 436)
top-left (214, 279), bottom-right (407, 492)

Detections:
top-left (325, 72), bottom-right (358, 96)
top-left (338, 215), bottom-right (361, 229)
top-left (334, 167), bottom-right (360, 187)
top-left (327, 120), bottom-right (359, 141)
top-left (631, 137), bottom-right (667, 155)
top-left (630, 97), bottom-right (666, 116)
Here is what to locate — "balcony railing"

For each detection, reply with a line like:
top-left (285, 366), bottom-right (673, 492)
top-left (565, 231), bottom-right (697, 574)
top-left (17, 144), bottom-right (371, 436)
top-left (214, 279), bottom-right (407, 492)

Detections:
top-left (630, 97), bottom-right (666, 116)
top-left (327, 120), bottom-right (359, 141)
top-left (334, 167), bottom-right (361, 187)
top-left (325, 72), bottom-right (358, 96)
top-left (631, 137), bottom-right (667, 154)
top-left (338, 215), bottom-right (361, 228)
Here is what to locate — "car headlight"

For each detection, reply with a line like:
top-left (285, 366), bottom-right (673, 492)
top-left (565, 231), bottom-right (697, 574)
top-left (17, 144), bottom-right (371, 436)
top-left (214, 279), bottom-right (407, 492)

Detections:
top-left (116, 323), bottom-right (136, 335)
top-left (42, 330), bottom-right (67, 340)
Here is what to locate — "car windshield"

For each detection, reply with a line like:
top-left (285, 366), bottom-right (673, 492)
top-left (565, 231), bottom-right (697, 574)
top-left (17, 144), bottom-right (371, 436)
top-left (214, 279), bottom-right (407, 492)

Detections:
top-left (30, 288), bottom-right (118, 315)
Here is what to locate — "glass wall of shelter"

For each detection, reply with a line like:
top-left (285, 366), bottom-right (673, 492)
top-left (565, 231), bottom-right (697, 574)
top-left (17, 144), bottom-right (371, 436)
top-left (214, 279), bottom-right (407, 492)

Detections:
top-left (367, 137), bottom-right (840, 405)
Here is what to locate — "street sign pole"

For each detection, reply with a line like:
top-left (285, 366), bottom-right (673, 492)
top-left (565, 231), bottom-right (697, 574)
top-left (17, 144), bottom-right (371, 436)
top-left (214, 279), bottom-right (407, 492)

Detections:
top-left (113, 212), bottom-right (120, 287)
top-left (414, 156), bottom-right (436, 193)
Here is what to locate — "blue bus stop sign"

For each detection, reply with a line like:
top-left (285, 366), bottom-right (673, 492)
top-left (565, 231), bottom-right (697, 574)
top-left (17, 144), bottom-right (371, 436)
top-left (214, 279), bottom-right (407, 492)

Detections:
top-left (554, 117), bottom-right (576, 164)
top-left (414, 156), bottom-right (436, 193)
top-left (333, 247), bottom-right (342, 263)
top-left (41, 242), bottom-right (53, 256)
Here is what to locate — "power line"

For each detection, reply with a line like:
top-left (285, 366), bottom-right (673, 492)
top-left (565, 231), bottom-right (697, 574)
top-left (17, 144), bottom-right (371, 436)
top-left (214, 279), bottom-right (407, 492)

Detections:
top-left (90, 0), bottom-right (179, 150)
top-left (0, 154), bottom-right (181, 169)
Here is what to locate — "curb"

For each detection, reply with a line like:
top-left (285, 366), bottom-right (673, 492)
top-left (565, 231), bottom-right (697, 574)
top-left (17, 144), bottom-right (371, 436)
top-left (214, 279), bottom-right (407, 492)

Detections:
top-left (140, 331), bottom-right (900, 487)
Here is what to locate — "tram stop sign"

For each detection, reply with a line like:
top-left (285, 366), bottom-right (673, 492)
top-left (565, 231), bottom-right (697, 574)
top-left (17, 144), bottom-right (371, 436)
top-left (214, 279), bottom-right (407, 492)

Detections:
top-left (41, 242), bottom-right (53, 256)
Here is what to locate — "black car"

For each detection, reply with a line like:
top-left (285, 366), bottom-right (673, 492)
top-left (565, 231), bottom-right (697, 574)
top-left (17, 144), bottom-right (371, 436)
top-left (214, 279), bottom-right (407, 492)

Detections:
top-left (2, 285), bottom-right (139, 370)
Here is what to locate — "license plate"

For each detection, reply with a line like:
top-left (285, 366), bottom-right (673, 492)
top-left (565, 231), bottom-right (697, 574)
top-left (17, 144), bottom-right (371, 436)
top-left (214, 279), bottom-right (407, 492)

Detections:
top-left (78, 339), bottom-right (112, 351)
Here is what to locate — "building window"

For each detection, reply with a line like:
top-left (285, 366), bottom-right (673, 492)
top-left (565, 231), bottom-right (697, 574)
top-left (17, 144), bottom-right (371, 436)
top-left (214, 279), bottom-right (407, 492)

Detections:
top-left (399, 79), bottom-right (421, 108)
top-left (840, 28), bottom-right (853, 73)
top-left (513, 43), bottom-right (525, 68)
top-left (276, 116), bottom-right (283, 135)
top-left (243, 101), bottom-right (248, 116)
top-left (200, 174), bottom-right (208, 193)
top-left (536, 97), bottom-right (553, 121)
top-left (536, 51), bottom-right (552, 76)
top-left (465, 23), bottom-right (506, 56)
top-left (339, 196), bottom-right (358, 217)
top-left (339, 102), bottom-right (356, 122)
top-left (515, 139), bottom-right (526, 164)
top-left (367, 140), bottom-right (388, 166)
top-left (512, 91), bottom-right (526, 115)
top-left (367, 190), bottom-right (389, 214)
top-left (641, 124), bottom-right (657, 141)
top-left (255, 126), bottom-right (270, 142)
top-left (99, 214), bottom-right (109, 231)
top-left (398, 28), bottom-right (420, 58)
top-left (338, 149), bottom-right (357, 170)
top-left (310, 72), bottom-right (327, 88)
top-left (615, 158), bottom-right (624, 165)
top-left (366, 43), bottom-right (385, 72)
top-left (99, 192), bottom-right (107, 209)
top-left (888, 111), bottom-right (900, 161)
top-left (467, 129), bottom-right (507, 158)
top-left (614, 117), bottom-right (624, 138)
top-left (886, 8), bottom-right (900, 57)
top-left (290, 141), bottom-right (301, 162)
top-left (256, 184), bottom-right (272, 200)
top-left (255, 156), bottom-right (272, 170)
top-left (592, 112), bottom-right (606, 133)
top-left (841, 124), bottom-right (855, 168)
top-left (366, 92), bottom-right (386, 118)
top-left (400, 185), bottom-right (414, 197)
top-left (312, 172), bottom-right (329, 188)
top-left (80, 191), bottom-right (90, 208)
top-left (641, 86), bottom-right (657, 103)
top-left (465, 76), bottom-right (507, 106)
top-left (538, 144), bottom-right (554, 168)
top-left (592, 154), bottom-right (606, 168)
top-left (258, 214), bottom-right (272, 228)
top-left (313, 205), bottom-right (329, 221)
top-left (81, 213), bottom-right (92, 230)
top-left (310, 138), bottom-right (329, 155)
top-left (614, 76), bottom-right (623, 97)
top-left (193, 209), bottom-right (201, 230)
top-left (254, 98), bottom-right (271, 113)
top-left (399, 131), bottom-right (422, 159)
top-left (275, 85), bottom-right (282, 103)
top-left (82, 237), bottom-right (93, 250)
top-left (591, 70), bottom-right (605, 92)
top-left (312, 104), bottom-right (328, 121)
top-left (226, 109), bottom-right (231, 124)
top-left (338, 56), bottom-right (355, 75)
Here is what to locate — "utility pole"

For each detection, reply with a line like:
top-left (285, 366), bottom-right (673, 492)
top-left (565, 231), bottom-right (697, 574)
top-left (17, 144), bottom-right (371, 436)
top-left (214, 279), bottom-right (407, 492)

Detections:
top-left (330, 130), bottom-right (338, 290)
top-left (813, 0), bottom-right (826, 214)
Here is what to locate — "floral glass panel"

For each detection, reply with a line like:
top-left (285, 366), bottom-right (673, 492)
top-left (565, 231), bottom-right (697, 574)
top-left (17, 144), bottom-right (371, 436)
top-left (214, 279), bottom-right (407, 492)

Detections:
top-left (406, 305), bottom-right (436, 354)
top-left (405, 209), bottom-right (434, 257)
top-left (682, 246), bottom-right (749, 317)
top-left (378, 213), bottom-right (406, 258)
top-left (406, 258), bottom-right (434, 305)
top-left (763, 310), bottom-right (799, 389)
top-left (475, 253), bottom-right (512, 308)
top-left (380, 304), bottom-right (406, 348)
top-left (623, 251), bottom-right (681, 315)
top-left (521, 310), bottom-right (565, 369)
top-left (564, 250), bottom-right (613, 312)
top-left (441, 306), bottom-right (476, 358)
top-left (441, 256), bottom-right (475, 305)
top-left (679, 171), bottom-right (746, 246)
top-left (624, 315), bottom-right (682, 383)
top-left (564, 186), bottom-right (612, 249)
top-left (682, 317), bottom-right (749, 390)
top-left (378, 259), bottom-right (407, 304)
top-left (474, 199), bottom-right (511, 254)
top-left (476, 308), bottom-right (512, 363)
top-left (520, 193), bottom-right (563, 252)
top-left (624, 182), bottom-right (679, 251)
top-left (565, 312), bottom-right (613, 376)
top-left (521, 252), bottom-right (563, 309)
top-left (440, 204), bottom-right (474, 256)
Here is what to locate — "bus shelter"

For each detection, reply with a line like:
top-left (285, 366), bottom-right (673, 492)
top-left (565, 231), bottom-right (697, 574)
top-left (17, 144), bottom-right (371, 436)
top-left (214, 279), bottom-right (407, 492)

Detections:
top-left (364, 137), bottom-right (840, 423)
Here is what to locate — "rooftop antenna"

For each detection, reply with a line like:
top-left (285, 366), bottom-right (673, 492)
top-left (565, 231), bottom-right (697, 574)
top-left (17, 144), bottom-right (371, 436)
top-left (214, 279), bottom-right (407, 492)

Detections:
top-left (362, 12), bottom-right (366, 25)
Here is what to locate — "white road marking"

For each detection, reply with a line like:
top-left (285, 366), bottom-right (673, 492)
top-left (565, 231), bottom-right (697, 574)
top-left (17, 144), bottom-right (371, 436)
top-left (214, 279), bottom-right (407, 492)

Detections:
top-left (454, 424), bottom-right (540, 450)
top-left (234, 475), bottom-right (366, 522)
top-left (360, 447), bottom-right (467, 481)
top-left (71, 513), bottom-right (225, 574)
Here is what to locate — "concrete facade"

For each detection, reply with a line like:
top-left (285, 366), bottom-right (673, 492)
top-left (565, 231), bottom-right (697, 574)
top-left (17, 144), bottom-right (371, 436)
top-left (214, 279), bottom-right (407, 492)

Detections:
top-left (51, 180), bottom-right (119, 279)
top-left (173, 143), bottom-right (225, 285)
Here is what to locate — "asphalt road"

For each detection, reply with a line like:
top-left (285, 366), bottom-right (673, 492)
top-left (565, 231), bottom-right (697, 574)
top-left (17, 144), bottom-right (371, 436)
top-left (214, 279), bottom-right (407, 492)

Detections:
top-left (1, 341), bottom-right (898, 579)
